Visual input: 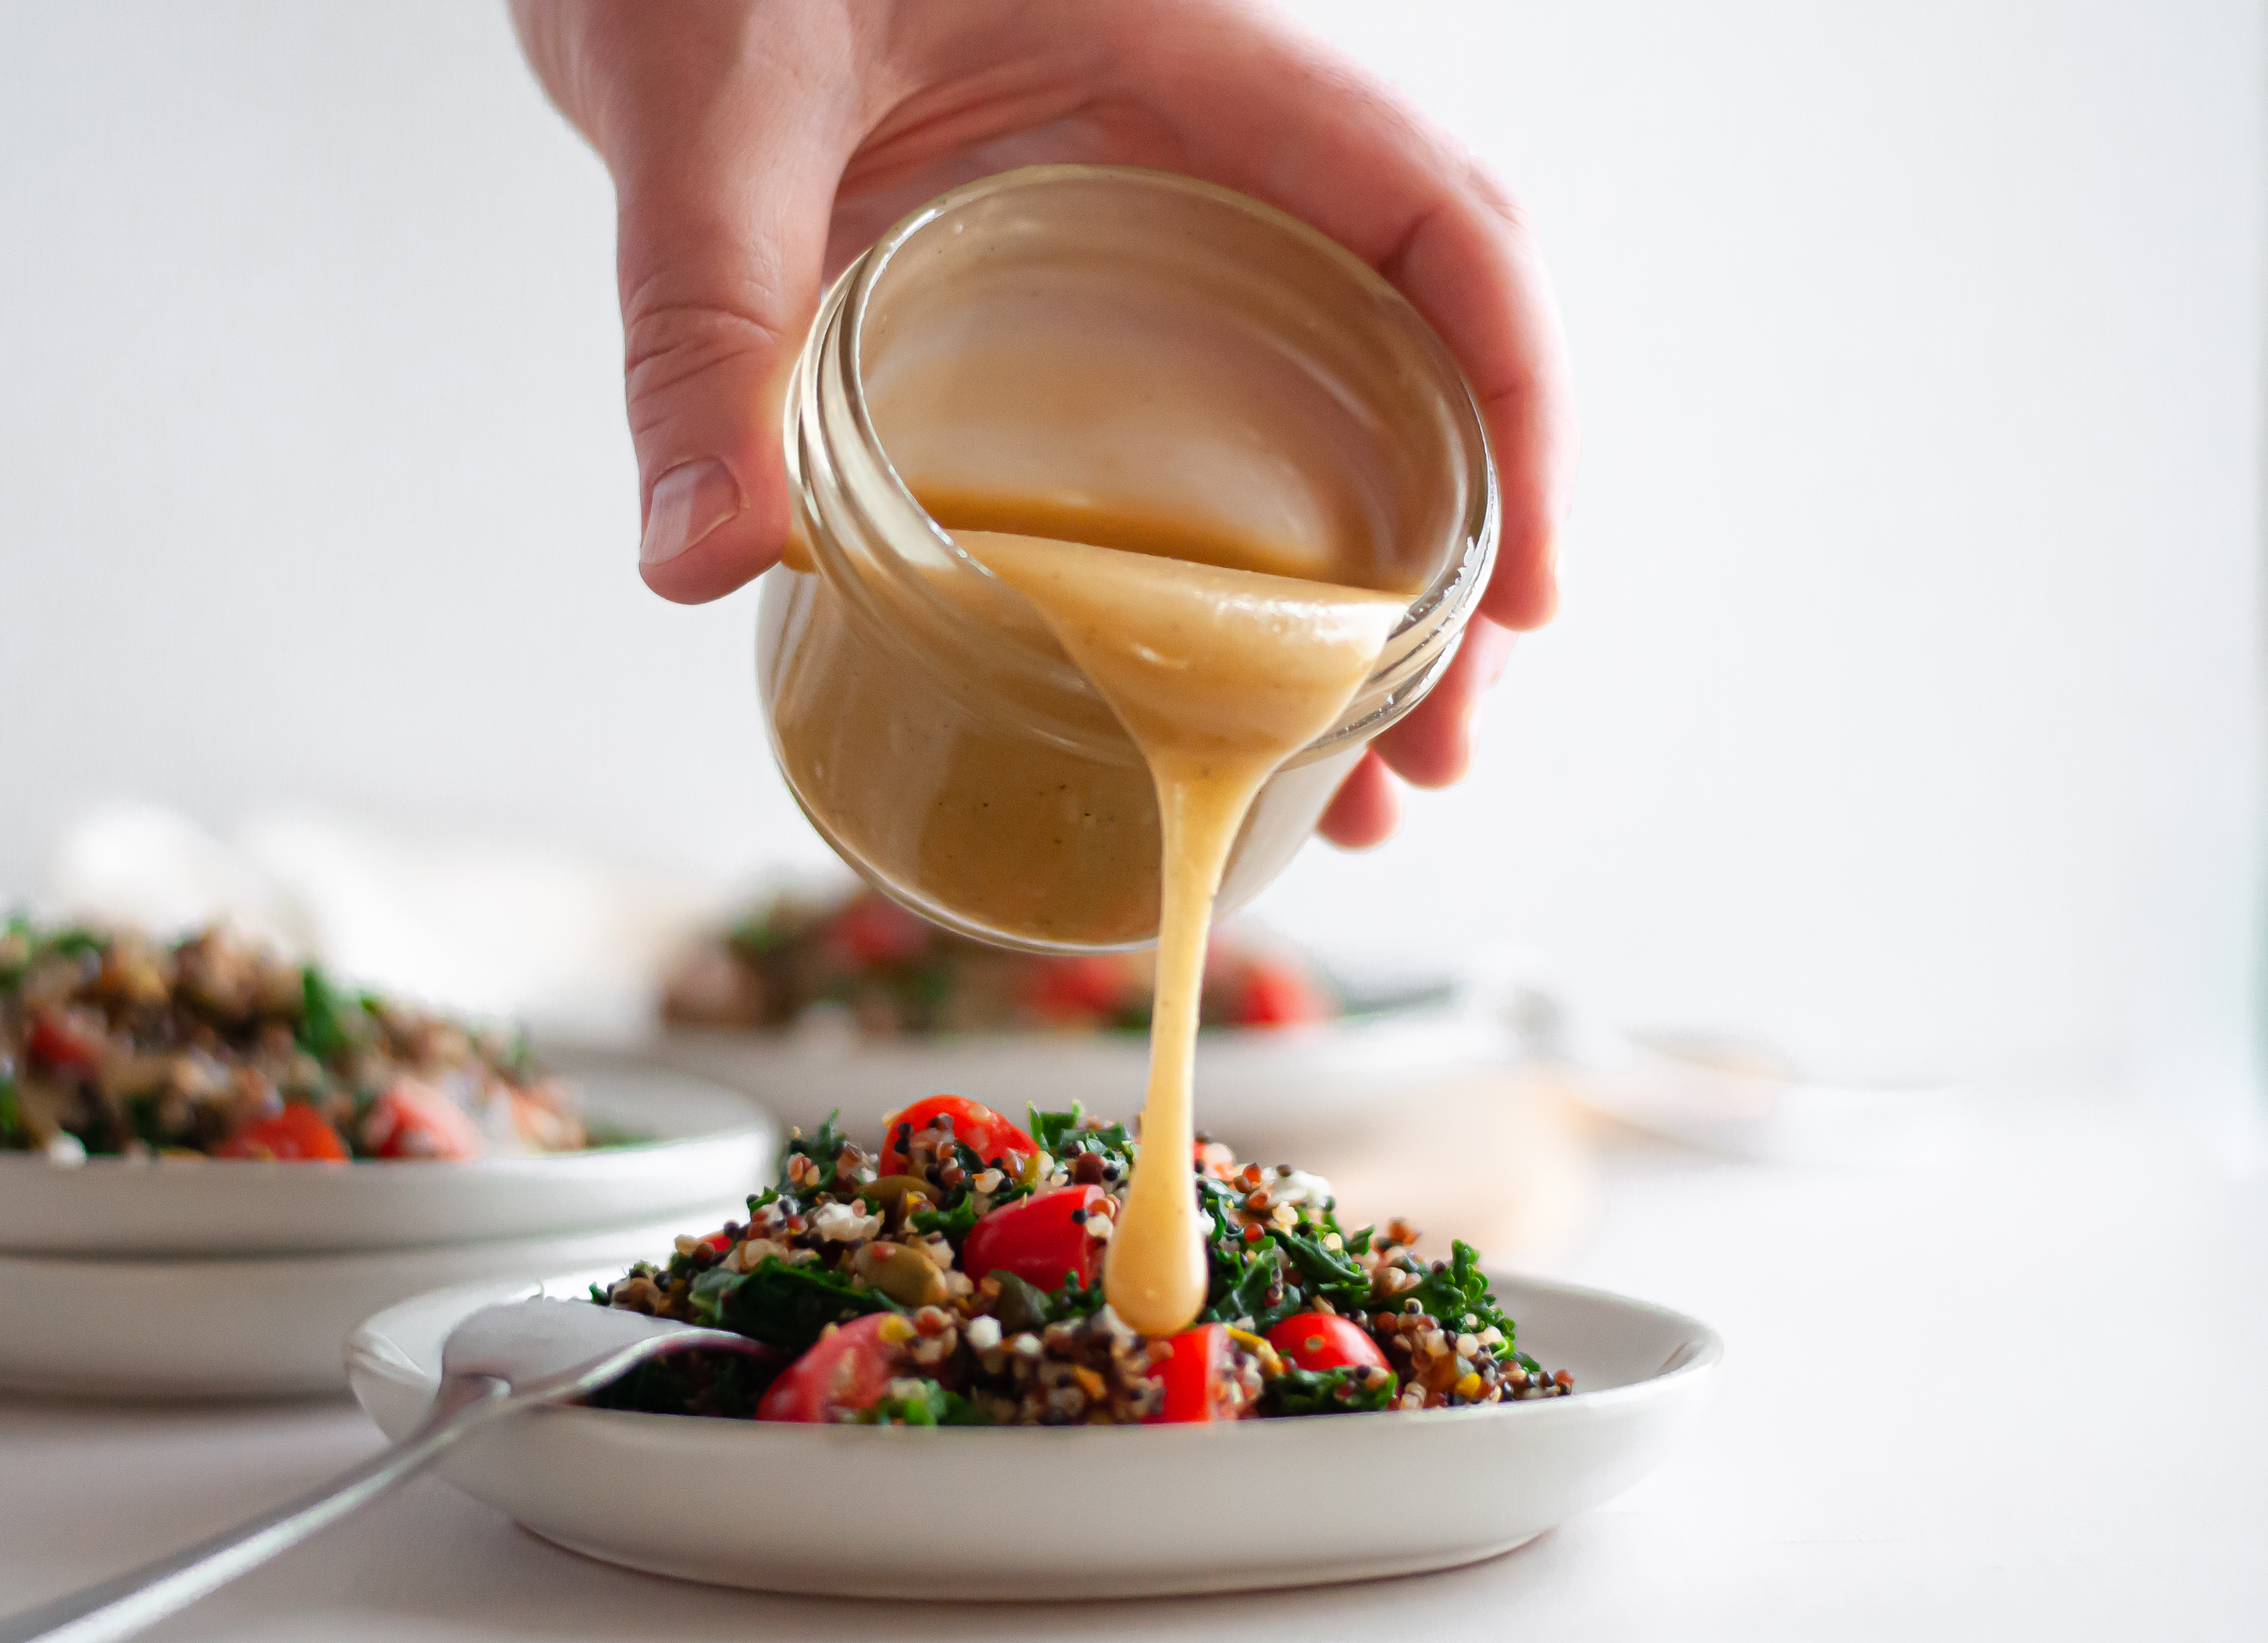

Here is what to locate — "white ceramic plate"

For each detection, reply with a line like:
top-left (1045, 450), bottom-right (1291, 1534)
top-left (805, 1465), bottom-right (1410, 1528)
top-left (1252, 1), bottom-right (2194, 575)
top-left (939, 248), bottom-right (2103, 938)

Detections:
top-left (347, 1267), bottom-right (1721, 1599)
top-left (0, 1069), bottom-right (774, 1257)
top-left (600, 989), bottom-right (1511, 1145)
top-left (0, 1213), bottom-right (742, 1400)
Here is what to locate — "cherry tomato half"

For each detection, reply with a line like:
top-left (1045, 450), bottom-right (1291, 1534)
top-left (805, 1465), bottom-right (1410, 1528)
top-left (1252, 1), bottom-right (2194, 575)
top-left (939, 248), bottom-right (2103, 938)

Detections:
top-left (1025, 954), bottom-right (1133, 1025)
top-left (26, 1008), bottom-right (104, 1072)
top-left (961, 1185), bottom-right (1108, 1291)
top-left (1146, 1322), bottom-right (1230, 1424)
top-left (828, 894), bottom-right (933, 968)
top-left (358, 1078), bottom-right (487, 1161)
top-left (878, 1095), bottom-right (1037, 1176)
top-left (1231, 960), bottom-right (1328, 1028)
top-left (755, 1313), bottom-right (905, 1422)
top-left (1265, 1312), bottom-right (1389, 1374)
top-left (215, 1103), bottom-right (349, 1162)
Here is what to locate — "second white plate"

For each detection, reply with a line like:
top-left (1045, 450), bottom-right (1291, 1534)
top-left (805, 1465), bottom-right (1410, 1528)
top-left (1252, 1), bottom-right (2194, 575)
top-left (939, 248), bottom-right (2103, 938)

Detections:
top-left (0, 1068), bottom-right (774, 1257)
top-left (0, 1212), bottom-right (741, 1400)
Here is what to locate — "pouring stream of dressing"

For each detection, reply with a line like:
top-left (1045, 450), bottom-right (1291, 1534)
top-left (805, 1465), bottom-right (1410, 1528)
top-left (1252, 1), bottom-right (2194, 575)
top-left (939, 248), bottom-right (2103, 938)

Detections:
top-left (952, 529), bottom-right (1406, 1335)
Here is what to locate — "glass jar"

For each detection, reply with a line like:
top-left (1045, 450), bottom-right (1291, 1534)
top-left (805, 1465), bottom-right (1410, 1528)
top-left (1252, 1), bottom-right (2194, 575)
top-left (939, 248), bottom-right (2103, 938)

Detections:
top-left (760, 165), bottom-right (1497, 952)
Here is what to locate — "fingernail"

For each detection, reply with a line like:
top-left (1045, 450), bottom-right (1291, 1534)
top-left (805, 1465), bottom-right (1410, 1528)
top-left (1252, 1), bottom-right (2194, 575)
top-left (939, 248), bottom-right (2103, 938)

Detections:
top-left (640, 458), bottom-right (742, 566)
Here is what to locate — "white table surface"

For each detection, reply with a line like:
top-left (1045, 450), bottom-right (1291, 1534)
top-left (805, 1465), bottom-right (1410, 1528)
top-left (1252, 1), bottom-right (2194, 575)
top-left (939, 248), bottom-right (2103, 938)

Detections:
top-left (4, 1090), bottom-right (2262, 1642)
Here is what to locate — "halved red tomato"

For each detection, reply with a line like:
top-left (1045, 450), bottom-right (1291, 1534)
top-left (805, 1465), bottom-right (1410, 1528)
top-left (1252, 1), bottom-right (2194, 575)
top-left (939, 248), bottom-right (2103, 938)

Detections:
top-left (827, 895), bottom-right (932, 967)
top-left (358, 1078), bottom-right (486, 1161)
top-left (1025, 954), bottom-right (1133, 1024)
top-left (26, 1007), bottom-right (104, 1072)
top-left (215, 1103), bottom-right (349, 1162)
top-left (961, 1185), bottom-right (1107, 1291)
top-left (1146, 1322), bottom-right (1230, 1424)
top-left (1232, 960), bottom-right (1328, 1027)
top-left (755, 1313), bottom-right (906, 1422)
top-left (1265, 1311), bottom-right (1389, 1374)
top-left (878, 1095), bottom-right (1037, 1176)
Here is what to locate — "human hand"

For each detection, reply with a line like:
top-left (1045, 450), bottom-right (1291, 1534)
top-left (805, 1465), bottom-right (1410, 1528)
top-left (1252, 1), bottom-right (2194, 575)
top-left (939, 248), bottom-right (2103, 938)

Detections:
top-left (512, 0), bottom-right (1576, 846)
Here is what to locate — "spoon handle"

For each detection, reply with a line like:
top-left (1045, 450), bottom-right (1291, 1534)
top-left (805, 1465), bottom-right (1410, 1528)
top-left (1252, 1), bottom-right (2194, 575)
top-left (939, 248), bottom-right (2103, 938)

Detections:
top-left (0, 1375), bottom-right (510, 1643)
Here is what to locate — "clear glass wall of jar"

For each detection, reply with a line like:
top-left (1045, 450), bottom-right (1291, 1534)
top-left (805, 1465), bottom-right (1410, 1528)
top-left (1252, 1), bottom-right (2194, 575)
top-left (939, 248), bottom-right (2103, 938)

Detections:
top-left (760, 166), bottom-right (1498, 952)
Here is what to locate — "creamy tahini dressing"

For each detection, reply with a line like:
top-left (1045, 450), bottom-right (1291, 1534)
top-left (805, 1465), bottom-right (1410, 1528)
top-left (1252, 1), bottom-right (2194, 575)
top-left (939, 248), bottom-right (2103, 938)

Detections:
top-left (953, 529), bottom-right (1404, 1335)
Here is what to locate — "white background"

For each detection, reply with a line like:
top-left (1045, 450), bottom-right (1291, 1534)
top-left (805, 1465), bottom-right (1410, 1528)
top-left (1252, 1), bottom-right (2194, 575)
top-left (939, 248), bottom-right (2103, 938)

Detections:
top-left (1, 2), bottom-right (2258, 1111)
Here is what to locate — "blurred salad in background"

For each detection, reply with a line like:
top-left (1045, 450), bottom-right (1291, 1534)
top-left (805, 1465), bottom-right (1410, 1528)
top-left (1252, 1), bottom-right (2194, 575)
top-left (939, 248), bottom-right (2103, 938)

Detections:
top-left (661, 888), bottom-right (1334, 1038)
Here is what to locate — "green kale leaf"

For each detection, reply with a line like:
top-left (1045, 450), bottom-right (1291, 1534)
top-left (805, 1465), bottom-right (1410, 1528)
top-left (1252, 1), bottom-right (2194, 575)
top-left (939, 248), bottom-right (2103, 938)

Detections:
top-left (779, 1112), bottom-right (848, 1195)
top-left (860, 1377), bottom-right (991, 1427)
top-left (1401, 1240), bottom-right (1517, 1350)
top-left (989, 1268), bottom-right (1107, 1335)
top-left (704, 1256), bottom-right (898, 1353)
top-left (1262, 1364), bottom-right (1398, 1417)
top-left (1274, 1226), bottom-right (1371, 1312)
top-left (909, 1192), bottom-right (983, 1243)
top-left (1203, 1238), bottom-right (1281, 1326)
top-left (295, 965), bottom-right (363, 1065)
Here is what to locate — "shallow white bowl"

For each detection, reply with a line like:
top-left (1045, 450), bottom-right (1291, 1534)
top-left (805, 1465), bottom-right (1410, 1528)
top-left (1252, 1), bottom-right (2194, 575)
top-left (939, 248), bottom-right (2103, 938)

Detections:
top-left (347, 1267), bottom-right (1721, 1599)
top-left (0, 1213), bottom-right (742, 1400)
top-left (0, 1069), bottom-right (774, 1257)
top-left (614, 994), bottom-right (1510, 1145)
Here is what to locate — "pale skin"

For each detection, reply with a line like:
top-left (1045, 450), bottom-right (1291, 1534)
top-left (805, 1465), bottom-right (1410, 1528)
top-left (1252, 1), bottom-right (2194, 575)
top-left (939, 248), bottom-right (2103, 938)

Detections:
top-left (511, 0), bottom-right (1578, 846)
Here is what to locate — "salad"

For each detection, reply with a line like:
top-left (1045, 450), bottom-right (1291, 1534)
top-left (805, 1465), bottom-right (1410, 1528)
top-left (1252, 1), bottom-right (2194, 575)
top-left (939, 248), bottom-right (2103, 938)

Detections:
top-left (661, 888), bottom-right (1332, 1037)
top-left (591, 1095), bottom-right (1569, 1425)
top-left (0, 916), bottom-right (590, 1162)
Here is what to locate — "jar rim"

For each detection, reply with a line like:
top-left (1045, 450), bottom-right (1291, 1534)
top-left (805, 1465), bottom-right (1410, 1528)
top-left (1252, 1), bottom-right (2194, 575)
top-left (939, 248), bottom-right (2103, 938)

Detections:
top-left (796, 163), bottom-right (1499, 761)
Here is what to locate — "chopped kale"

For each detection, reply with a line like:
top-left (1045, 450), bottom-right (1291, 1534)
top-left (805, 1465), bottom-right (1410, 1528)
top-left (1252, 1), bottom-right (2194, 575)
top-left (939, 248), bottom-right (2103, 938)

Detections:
top-left (1402, 1240), bottom-right (1518, 1353)
top-left (1051, 1269), bottom-right (1108, 1321)
top-left (1263, 1364), bottom-right (1399, 1417)
top-left (1274, 1226), bottom-right (1371, 1313)
top-left (1027, 1103), bottom-right (1134, 1162)
top-left (909, 1192), bottom-right (983, 1242)
top-left (860, 1378), bottom-right (989, 1427)
top-left (701, 1256), bottom-right (900, 1353)
top-left (990, 1268), bottom-right (1107, 1334)
top-left (48, 928), bottom-right (107, 960)
top-left (1204, 1238), bottom-right (1281, 1327)
top-left (587, 1347), bottom-right (782, 1419)
top-left (295, 965), bottom-right (361, 1064)
top-left (780, 1112), bottom-right (849, 1195)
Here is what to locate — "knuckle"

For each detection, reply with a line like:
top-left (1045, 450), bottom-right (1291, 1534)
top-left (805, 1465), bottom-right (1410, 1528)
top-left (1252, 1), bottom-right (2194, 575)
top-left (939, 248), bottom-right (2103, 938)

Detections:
top-left (619, 298), bottom-right (789, 425)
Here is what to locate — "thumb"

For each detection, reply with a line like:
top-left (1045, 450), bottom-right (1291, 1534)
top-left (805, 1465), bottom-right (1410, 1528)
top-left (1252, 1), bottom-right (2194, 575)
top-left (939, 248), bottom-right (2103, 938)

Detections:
top-left (588, 27), bottom-right (853, 603)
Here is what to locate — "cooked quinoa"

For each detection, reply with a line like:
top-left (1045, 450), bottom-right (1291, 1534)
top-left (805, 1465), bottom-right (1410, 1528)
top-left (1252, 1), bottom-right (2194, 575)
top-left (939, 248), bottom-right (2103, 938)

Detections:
top-left (0, 916), bottom-right (591, 1161)
top-left (592, 1097), bottom-right (1570, 1425)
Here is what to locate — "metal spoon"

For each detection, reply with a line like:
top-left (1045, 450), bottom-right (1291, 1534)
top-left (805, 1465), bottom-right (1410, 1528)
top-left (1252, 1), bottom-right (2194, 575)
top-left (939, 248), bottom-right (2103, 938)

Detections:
top-left (0, 1298), bottom-right (769, 1643)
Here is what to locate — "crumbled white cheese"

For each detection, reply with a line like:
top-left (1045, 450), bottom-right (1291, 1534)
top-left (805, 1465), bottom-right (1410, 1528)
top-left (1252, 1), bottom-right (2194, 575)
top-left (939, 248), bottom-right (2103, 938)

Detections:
top-left (808, 1201), bottom-right (882, 1242)
top-left (965, 1316), bottom-right (1002, 1351)
top-left (1266, 1168), bottom-right (1333, 1207)
top-left (732, 1238), bottom-right (791, 1272)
